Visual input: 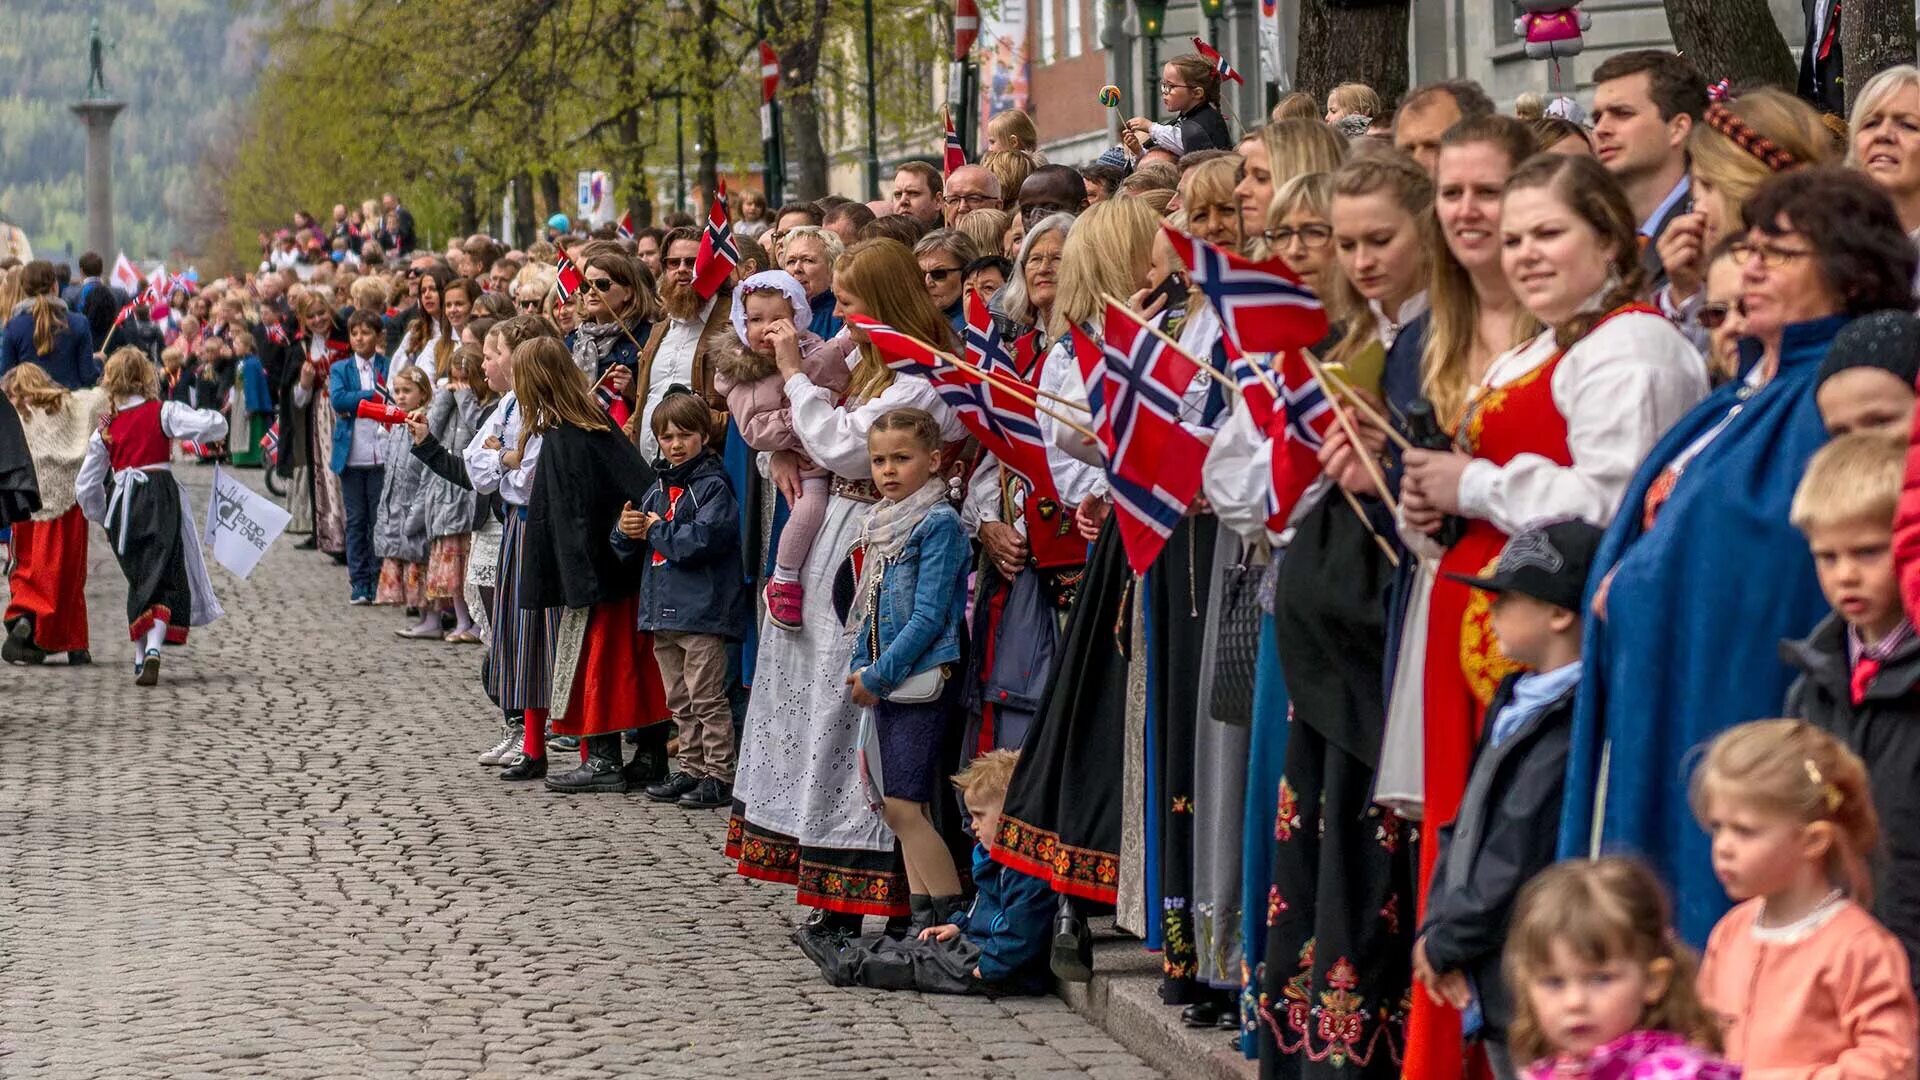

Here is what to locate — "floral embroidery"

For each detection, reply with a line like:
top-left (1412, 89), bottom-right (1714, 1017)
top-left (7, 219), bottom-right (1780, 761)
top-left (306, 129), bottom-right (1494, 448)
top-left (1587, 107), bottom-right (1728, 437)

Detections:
top-left (1267, 883), bottom-right (1288, 924)
top-left (993, 813), bottom-right (1119, 903)
top-left (1171, 795), bottom-right (1193, 814)
top-left (1373, 809), bottom-right (1402, 855)
top-left (1380, 894), bottom-right (1400, 936)
top-left (1259, 939), bottom-right (1409, 1070)
top-left (1275, 778), bottom-right (1301, 841)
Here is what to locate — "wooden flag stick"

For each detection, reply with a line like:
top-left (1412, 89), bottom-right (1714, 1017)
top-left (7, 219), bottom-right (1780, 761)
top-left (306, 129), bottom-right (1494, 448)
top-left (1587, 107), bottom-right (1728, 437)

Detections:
top-left (1098, 293), bottom-right (1238, 390)
top-left (1243, 351), bottom-right (1279, 396)
top-left (1317, 367), bottom-right (1413, 453)
top-left (1338, 486), bottom-right (1402, 568)
top-left (1297, 348), bottom-right (1399, 517)
top-left (939, 348), bottom-right (1091, 413)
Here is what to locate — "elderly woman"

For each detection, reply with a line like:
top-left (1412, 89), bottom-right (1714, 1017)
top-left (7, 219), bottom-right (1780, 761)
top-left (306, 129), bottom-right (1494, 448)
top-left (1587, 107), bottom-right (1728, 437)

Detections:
top-left (1565, 167), bottom-right (1919, 944)
top-left (991, 212), bottom-right (1071, 347)
top-left (1851, 65), bottom-right (1920, 245)
top-left (912, 229), bottom-right (980, 334)
top-left (779, 225), bottom-right (844, 339)
top-left (510, 262), bottom-right (557, 319)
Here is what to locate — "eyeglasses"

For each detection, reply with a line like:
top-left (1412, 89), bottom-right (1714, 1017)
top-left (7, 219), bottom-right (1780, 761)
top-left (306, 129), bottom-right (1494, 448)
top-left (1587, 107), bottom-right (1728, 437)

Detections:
top-left (404, 268), bottom-right (422, 279)
top-left (1729, 239), bottom-right (1813, 269)
top-left (516, 297), bottom-right (543, 311)
top-left (664, 257), bottom-right (700, 270)
top-left (1698, 302), bottom-right (1733, 330)
top-left (923, 266), bottom-right (962, 283)
top-left (583, 276), bottom-right (616, 292)
top-left (1263, 224), bottom-right (1333, 248)
top-left (1021, 203), bottom-right (1073, 226)
top-left (943, 193), bottom-right (1001, 209)
top-left (1160, 81), bottom-right (1198, 93)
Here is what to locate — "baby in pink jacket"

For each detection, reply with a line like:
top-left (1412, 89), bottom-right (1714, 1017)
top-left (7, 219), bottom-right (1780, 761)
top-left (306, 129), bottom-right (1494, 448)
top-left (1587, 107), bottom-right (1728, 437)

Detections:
top-left (713, 270), bottom-right (855, 629)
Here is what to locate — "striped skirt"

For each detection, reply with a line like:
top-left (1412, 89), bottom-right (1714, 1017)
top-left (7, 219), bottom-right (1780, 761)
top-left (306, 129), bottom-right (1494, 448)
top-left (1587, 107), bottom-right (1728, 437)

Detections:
top-left (484, 507), bottom-right (561, 710)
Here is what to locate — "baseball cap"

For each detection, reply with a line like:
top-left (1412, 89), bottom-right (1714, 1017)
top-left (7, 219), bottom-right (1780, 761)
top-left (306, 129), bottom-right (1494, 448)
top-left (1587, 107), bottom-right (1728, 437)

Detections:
top-left (1443, 519), bottom-right (1604, 612)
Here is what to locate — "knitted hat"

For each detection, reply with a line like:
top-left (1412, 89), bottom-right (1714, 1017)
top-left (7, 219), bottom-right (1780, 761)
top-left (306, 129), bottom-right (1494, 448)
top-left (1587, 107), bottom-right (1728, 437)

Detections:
top-left (1095, 145), bottom-right (1133, 171)
top-left (729, 269), bottom-right (812, 345)
top-left (1335, 115), bottom-right (1372, 139)
top-left (1816, 310), bottom-right (1920, 389)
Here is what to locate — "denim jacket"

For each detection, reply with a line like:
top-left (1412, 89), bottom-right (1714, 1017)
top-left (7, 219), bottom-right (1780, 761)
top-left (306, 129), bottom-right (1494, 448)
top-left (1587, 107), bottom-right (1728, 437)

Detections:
top-left (850, 502), bottom-right (968, 697)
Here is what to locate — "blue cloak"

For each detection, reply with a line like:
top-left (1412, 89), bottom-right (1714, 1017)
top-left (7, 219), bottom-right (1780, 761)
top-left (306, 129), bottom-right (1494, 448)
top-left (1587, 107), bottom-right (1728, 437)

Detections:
top-left (1559, 316), bottom-right (1844, 944)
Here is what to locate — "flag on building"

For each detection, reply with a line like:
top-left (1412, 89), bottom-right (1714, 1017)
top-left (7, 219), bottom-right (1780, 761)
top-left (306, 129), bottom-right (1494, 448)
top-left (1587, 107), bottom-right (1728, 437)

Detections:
top-left (692, 179), bottom-right (739, 300)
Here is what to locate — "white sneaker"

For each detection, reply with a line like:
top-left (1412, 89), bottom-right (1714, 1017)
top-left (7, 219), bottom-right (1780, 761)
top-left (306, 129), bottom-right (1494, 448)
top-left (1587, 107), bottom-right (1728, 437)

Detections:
top-left (478, 730), bottom-right (524, 766)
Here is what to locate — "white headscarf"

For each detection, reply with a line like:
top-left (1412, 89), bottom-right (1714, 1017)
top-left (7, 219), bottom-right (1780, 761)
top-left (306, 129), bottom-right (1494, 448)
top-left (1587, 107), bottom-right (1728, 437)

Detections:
top-left (729, 270), bottom-right (812, 346)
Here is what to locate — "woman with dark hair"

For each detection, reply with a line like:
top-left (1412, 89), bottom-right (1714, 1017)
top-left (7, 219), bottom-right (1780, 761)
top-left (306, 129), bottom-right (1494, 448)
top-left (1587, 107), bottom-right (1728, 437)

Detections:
top-left (0, 261), bottom-right (96, 389)
top-left (392, 264), bottom-right (452, 384)
top-left (565, 248), bottom-right (657, 423)
top-left (285, 291), bottom-right (349, 557)
top-left (1564, 167), bottom-right (1919, 946)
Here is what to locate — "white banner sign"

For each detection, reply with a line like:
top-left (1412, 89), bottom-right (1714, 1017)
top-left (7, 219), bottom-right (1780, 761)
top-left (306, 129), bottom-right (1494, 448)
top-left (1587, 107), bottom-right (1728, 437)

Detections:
top-left (202, 465), bottom-right (291, 579)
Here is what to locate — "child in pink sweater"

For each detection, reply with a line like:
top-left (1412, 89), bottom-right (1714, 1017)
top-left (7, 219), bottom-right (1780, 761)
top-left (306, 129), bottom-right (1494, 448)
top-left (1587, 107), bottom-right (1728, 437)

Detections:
top-left (1692, 720), bottom-right (1918, 1080)
top-left (711, 270), bottom-right (855, 629)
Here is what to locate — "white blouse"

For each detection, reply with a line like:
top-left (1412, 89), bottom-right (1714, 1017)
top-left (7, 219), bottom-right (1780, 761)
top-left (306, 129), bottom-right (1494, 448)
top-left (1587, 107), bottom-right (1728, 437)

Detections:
top-left (783, 365), bottom-right (967, 482)
top-left (463, 391), bottom-right (542, 506)
top-left (75, 397), bottom-right (231, 524)
top-left (1453, 310), bottom-right (1708, 536)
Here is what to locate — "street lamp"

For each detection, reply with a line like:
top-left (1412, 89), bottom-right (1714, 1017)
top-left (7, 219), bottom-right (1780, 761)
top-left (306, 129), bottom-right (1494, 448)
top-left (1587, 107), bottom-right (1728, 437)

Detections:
top-left (863, 0), bottom-right (880, 201)
top-left (1134, 0), bottom-right (1167, 103)
top-left (1198, 0), bottom-right (1226, 46)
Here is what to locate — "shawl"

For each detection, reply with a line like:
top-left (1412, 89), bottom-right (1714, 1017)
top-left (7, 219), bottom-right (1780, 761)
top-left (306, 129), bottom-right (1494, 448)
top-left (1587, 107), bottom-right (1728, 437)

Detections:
top-left (852, 477), bottom-right (949, 618)
top-left (14, 387), bottom-right (108, 520)
top-left (1560, 315), bottom-right (1844, 945)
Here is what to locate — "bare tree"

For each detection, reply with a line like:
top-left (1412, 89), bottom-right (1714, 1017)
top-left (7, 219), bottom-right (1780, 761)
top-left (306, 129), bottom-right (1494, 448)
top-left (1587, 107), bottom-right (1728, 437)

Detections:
top-left (1295, 0), bottom-right (1409, 108)
top-left (1664, 0), bottom-right (1795, 91)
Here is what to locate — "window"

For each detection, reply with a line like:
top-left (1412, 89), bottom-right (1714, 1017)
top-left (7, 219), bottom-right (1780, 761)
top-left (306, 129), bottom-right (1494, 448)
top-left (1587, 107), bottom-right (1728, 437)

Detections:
top-left (1039, 0), bottom-right (1057, 65)
top-left (1066, 0), bottom-right (1082, 58)
top-left (1093, 0), bottom-right (1107, 44)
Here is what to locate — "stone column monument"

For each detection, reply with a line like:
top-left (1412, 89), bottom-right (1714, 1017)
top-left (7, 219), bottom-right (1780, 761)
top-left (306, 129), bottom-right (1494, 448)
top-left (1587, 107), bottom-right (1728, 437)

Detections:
top-left (69, 18), bottom-right (125, 258)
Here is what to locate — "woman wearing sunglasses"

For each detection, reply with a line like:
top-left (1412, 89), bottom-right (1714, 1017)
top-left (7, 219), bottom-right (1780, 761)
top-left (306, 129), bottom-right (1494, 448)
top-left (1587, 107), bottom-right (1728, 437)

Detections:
top-left (1568, 167), bottom-right (1919, 947)
top-left (566, 247), bottom-right (660, 402)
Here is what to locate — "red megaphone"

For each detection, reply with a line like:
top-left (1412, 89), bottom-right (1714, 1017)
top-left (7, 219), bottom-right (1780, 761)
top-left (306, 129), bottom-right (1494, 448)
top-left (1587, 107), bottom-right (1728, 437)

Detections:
top-left (356, 399), bottom-right (410, 426)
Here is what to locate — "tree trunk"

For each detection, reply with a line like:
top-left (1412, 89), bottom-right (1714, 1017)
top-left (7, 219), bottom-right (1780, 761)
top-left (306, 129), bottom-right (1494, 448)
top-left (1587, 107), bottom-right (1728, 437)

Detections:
top-left (1295, 1), bottom-right (1409, 111)
top-left (696, 0), bottom-right (723, 202)
top-left (765, 0), bottom-right (833, 200)
top-left (1664, 0), bottom-right (1795, 92)
top-left (1844, 0), bottom-right (1918, 110)
top-left (513, 169), bottom-right (537, 248)
top-left (538, 169), bottom-right (564, 226)
top-left (616, 109), bottom-right (653, 227)
top-left (456, 175), bottom-right (479, 238)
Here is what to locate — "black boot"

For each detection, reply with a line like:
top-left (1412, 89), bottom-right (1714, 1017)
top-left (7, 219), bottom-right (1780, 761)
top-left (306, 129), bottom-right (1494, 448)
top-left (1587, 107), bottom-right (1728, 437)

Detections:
top-left (544, 734), bottom-right (628, 794)
top-left (926, 894), bottom-right (965, 931)
top-left (67, 649), bottom-right (91, 665)
top-left (3, 619), bottom-right (46, 665)
top-left (498, 755), bottom-right (548, 781)
top-left (621, 724), bottom-right (670, 786)
top-left (1050, 895), bottom-right (1093, 982)
top-left (888, 895), bottom-right (933, 940)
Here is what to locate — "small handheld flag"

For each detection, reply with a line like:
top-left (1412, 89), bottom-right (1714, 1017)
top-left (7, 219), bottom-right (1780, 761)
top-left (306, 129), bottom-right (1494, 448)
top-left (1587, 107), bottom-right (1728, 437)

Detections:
top-left (1161, 224), bottom-right (1328, 355)
top-left (1192, 38), bottom-right (1244, 85)
top-left (617, 211), bottom-right (636, 241)
top-left (692, 178), bottom-right (739, 300)
top-left (554, 250), bottom-right (584, 303)
top-left (943, 107), bottom-right (968, 178)
top-left (265, 320), bottom-right (289, 346)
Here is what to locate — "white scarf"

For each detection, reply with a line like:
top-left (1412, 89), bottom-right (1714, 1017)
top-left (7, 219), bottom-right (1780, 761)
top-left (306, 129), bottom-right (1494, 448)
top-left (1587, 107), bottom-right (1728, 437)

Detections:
top-left (852, 478), bottom-right (948, 618)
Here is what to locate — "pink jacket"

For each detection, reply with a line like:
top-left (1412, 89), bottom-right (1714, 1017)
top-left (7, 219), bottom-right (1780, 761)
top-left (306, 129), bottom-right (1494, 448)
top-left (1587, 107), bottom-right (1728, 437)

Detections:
top-left (1523, 1031), bottom-right (1740, 1080)
top-left (712, 326), bottom-right (855, 455)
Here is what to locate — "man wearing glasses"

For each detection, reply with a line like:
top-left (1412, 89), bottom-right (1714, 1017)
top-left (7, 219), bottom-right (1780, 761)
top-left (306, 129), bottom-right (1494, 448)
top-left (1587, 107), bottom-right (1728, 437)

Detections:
top-left (1015, 165), bottom-right (1089, 228)
top-left (633, 227), bottom-right (730, 461)
top-left (941, 165), bottom-right (1003, 229)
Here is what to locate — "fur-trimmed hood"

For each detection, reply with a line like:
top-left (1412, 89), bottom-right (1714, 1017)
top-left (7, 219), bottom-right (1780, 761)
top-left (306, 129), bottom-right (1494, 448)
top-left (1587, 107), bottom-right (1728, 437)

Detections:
top-left (709, 323), bottom-right (829, 387)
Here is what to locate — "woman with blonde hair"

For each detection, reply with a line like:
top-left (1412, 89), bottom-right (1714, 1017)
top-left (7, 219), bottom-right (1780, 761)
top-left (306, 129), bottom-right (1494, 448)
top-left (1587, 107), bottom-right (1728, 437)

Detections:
top-left (1658, 87), bottom-right (1833, 334)
top-left (1, 261), bottom-right (96, 389)
top-left (74, 347), bottom-right (229, 685)
top-left (978, 150), bottom-right (1037, 207)
top-left (956, 208), bottom-right (1012, 264)
top-left (1850, 64), bottom-right (1920, 237)
top-left (730, 237), bottom-right (966, 942)
top-left (1176, 156), bottom-right (1242, 250)
top-left (1233, 119), bottom-right (1348, 247)
top-left (1, 362), bottom-right (109, 665)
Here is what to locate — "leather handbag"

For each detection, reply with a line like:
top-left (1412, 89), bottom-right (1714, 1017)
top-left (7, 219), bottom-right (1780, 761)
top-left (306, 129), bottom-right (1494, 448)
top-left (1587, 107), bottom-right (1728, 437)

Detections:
top-left (1209, 551), bottom-right (1264, 726)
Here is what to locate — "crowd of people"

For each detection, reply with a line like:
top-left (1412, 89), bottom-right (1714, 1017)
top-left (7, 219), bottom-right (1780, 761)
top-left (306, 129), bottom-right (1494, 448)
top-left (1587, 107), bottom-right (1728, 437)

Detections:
top-left (8, 42), bottom-right (1920, 1080)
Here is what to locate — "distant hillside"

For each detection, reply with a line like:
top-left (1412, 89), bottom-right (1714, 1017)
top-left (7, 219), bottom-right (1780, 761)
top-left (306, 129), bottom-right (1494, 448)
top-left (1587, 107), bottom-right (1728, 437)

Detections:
top-left (0, 3), bottom-right (265, 263)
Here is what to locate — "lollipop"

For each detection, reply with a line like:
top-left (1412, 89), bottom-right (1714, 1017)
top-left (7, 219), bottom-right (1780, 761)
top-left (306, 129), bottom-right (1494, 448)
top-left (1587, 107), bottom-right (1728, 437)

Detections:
top-left (1098, 85), bottom-right (1122, 108)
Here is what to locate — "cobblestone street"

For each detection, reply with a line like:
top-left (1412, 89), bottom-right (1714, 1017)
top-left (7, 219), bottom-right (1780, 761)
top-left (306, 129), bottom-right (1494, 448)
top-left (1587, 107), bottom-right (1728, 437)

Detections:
top-left (0, 466), bottom-right (1162, 1080)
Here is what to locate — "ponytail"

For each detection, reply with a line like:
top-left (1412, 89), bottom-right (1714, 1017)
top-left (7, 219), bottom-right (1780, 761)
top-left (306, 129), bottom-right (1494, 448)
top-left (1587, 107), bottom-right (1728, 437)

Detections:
top-left (18, 260), bottom-right (62, 358)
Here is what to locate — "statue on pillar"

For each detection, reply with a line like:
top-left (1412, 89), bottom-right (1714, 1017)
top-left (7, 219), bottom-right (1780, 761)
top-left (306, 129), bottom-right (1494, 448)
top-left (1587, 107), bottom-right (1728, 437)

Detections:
top-left (87, 17), bottom-right (111, 98)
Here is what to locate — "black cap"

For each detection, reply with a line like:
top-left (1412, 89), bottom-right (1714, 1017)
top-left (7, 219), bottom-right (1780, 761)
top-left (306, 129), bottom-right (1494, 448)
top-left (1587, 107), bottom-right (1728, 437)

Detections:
top-left (1816, 310), bottom-right (1920, 390)
top-left (1443, 519), bottom-right (1604, 612)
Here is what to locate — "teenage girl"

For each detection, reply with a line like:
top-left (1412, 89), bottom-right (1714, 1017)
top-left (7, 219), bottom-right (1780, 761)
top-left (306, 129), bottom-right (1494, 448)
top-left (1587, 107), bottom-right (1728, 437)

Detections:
top-left (1504, 858), bottom-right (1733, 1080)
top-left (1693, 720), bottom-right (1917, 1077)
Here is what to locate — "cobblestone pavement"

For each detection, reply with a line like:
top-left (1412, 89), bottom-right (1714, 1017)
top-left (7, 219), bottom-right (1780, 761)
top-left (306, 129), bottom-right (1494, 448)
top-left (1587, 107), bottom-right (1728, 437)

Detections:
top-left (0, 465), bottom-right (1161, 1080)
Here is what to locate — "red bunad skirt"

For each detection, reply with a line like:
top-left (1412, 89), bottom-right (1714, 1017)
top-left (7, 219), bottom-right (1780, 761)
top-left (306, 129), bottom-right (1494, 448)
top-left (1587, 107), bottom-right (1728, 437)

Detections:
top-left (5, 505), bottom-right (90, 654)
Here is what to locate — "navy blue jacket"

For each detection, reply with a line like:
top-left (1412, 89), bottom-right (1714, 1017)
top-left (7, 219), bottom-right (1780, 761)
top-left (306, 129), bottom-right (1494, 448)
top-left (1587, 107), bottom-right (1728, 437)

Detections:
top-left (611, 450), bottom-right (750, 640)
top-left (951, 844), bottom-right (1054, 984)
top-left (1, 301), bottom-right (98, 389)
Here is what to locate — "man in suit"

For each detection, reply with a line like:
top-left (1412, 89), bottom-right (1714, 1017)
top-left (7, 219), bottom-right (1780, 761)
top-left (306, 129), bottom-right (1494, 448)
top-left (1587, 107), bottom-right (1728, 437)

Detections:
top-left (63, 252), bottom-right (126, 351)
top-left (1590, 50), bottom-right (1708, 295)
top-left (327, 309), bottom-right (392, 604)
top-left (1799, 0), bottom-right (1845, 115)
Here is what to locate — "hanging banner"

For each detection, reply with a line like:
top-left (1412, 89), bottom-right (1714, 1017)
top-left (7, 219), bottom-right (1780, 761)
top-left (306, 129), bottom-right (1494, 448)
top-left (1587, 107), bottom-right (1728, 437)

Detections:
top-left (979, 0), bottom-right (1031, 120)
top-left (1258, 0), bottom-right (1287, 92)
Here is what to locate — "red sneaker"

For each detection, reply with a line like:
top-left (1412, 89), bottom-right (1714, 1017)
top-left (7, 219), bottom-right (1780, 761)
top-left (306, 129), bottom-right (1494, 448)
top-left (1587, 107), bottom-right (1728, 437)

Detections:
top-left (767, 580), bottom-right (804, 630)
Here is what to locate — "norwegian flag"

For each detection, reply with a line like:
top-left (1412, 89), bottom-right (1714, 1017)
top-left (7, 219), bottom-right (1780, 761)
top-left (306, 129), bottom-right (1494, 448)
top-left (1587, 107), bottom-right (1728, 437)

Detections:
top-left (265, 320), bottom-right (289, 346)
top-left (1192, 37), bottom-right (1244, 85)
top-left (1162, 224), bottom-right (1327, 355)
top-left (1080, 307), bottom-right (1210, 574)
top-left (693, 178), bottom-right (739, 300)
top-left (261, 422), bottom-right (282, 467)
top-left (943, 108), bottom-right (968, 178)
top-left (113, 276), bottom-right (165, 328)
top-left (759, 41), bottom-right (781, 104)
top-left (554, 250), bottom-right (585, 303)
top-left (848, 314), bottom-right (999, 440)
top-left (650, 486), bottom-right (685, 567)
top-left (1222, 338), bottom-right (1276, 430)
top-left (617, 211), bottom-right (636, 241)
top-left (965, 292), bottom-right (1084, 568)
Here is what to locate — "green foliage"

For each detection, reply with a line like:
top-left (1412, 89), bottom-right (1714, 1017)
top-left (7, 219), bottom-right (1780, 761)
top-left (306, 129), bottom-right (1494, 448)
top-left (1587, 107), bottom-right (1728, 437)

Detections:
top-left (0, 1), bottom-right (267, 263)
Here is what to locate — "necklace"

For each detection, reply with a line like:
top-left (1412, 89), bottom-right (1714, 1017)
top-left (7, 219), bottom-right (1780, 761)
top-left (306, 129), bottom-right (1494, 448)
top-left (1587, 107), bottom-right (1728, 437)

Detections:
top-left (1752, 888), bottom-right (1845, 942)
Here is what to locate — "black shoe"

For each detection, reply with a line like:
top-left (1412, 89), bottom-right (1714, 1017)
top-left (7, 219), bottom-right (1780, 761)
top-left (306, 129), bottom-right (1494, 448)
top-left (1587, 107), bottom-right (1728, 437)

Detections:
top-left (1220, 1006), bottom-right (1242, 1030)
top-left (622, 748), bottom-right (669, 787)
top-left (67, 649), bottom-right (91, 666)
top-left (295, 537), bottom-right (317, 550)
top-left (793, 910), bottom-right (863, 946)
top-left (1050, 903), bottom-right (1093, 983)
top-left (544, 750), bottom-right (629, 794)
top-left (498, 756), bottom-right (548, 781)
top-left (3, 620), bottom-right (46, 666)
top-left (1182, 1000), bottom-right (1230, 1029)
top-left (644, 771), bottom-right (699, 802)
top-left (677, 777), bottom-right (731, 809)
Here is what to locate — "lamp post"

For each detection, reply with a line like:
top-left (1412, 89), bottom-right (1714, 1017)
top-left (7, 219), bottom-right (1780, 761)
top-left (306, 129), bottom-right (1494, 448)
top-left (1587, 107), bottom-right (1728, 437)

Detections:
top-left (1135, 0), bottom-right (1168, 104)
top-left (1199, 0), bottom-right (1225, 46)
top-left (953, 0), bottom-right (980, 160)
top-left (863, 0), bottom-right (880, 200)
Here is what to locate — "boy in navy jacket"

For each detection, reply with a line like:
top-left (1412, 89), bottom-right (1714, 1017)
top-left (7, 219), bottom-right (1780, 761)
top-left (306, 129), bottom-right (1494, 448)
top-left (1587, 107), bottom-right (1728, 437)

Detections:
top-left (611, 388), bottom-right (748, 810)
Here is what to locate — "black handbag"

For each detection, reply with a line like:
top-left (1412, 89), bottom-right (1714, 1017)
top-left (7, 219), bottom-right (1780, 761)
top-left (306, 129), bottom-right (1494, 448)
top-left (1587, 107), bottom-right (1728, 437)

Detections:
top-left (1209, 551), bottom-right (1264, 726)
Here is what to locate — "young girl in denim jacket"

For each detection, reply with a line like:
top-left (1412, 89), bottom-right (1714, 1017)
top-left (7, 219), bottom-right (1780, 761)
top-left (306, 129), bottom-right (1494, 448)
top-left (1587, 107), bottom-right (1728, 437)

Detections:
top-left (845, 407), bottom-right (970, 933)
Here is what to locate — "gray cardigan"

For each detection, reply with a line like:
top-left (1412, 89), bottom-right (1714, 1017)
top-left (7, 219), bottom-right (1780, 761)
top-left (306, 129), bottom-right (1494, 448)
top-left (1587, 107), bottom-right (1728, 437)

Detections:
top-left (373, 424), bottom-right (432, 563)
top-left (420, 387), bottom-right (484, 538)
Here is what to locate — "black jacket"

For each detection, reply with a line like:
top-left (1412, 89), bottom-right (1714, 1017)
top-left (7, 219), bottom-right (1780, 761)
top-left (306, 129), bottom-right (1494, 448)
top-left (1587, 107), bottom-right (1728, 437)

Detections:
top-left (0, 395), bottom-right (40, 525)
top-left (1638, 188), bottom-right (1692, 298)
top-left (1419, 669), bottom-right (1577, 1039)
top-left (410, 398), bottom-right (505, 526)
top-left (1174, 101), bottom-right (1233, 154)
top-left (1783, 614), bottom-right (1920, 992)
top-left (611, 450), bottom-right (750, 639)
top-left (520, 423), bottom-right (656, 611)
top-left (1798, 0), bottom-right (1845, 115)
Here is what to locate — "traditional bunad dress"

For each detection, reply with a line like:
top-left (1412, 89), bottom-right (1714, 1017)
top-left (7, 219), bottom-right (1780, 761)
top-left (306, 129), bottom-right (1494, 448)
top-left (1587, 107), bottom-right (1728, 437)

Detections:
top-left (5, 387), bottom-right (109, 656)
top-left (1400, 303), bottom-right (1706, 1080)
top-left (75, 395), bottom-right (227, 678)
